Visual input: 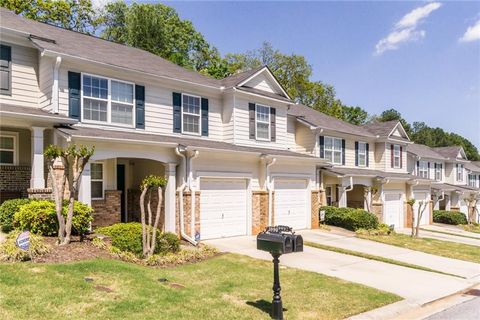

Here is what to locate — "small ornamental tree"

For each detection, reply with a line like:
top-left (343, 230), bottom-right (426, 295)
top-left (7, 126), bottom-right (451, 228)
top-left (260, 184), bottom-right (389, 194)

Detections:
top-left (363, 186), bottom-right (378, 213)
top-left (407, 198), bottom-right (428, 238)
top-left (44, 144), bottom-right (94, 245)
top-left (139, 175), bottom-right (168, 258)
top-left (464, 194), bottom-right (479, 225)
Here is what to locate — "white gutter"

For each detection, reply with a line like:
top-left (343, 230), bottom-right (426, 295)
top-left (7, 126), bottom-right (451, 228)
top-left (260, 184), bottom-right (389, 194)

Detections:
top-left (52, 56), bottom-right (62, 113)
top-left (175, 147), bottom-right (197, 246)
top-left (265, 157), bottom-right (277, 226)
top-left (188, 150), bottom-right (200, 241)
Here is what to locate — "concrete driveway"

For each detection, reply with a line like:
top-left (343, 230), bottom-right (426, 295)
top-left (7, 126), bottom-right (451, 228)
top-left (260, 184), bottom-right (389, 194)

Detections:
top-left (205, 236), bottom-right (476, 308)
top-left (300, 229), bottom-right (480, 279)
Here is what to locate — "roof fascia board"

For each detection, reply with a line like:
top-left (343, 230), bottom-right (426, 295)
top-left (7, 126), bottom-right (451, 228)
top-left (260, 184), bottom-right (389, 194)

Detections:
top-left (233, 87), bottom-right (292, 105)
top-left (237, 66), bottom-right (291, 100)
top-left (0, 110), bottom-right (77, 124)
top-left (316, 127), bottom-right (376, 140)
top-left (388, 121), bottom-right (411, 141)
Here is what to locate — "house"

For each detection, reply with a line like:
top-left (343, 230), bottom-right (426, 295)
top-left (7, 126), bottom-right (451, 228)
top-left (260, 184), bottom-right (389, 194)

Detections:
top-left (0, 8), bottom-right (327, 241)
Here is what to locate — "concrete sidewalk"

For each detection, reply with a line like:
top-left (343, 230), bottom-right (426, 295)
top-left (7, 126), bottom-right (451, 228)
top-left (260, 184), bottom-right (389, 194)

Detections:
top-left (300, 229), bottom-right (480, 279)
top-left (205, 236), bottom-right (476, 308)
top-left (397, 228), bottom-right (480, 247)
top-left (422, 224), bottom-right (480, 239)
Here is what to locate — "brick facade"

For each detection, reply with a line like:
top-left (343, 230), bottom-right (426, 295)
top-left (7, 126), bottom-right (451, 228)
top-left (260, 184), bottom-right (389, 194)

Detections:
top-left (311, 190), bottom-right (325, 229)
top-left (27, 188), bottom-right (53, 200)
top-left (92, 190), bottom-right (122, 228)
top-left (252, 191), bottom-right (270, 235)
top-left (0, 165), bottom-right (30, 201)
top-left (127, 189), bottom-right (165, 225)
top-left (371, 202), bottom-right (383, 222)
top-left (175, 191), bottom-right (200, 238)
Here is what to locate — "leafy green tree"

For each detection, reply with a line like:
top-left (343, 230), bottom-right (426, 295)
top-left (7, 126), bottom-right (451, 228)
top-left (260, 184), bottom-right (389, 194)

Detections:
top-left (377, 108), bottom-right (413, 137)
top-left (0, 0), bottom-right (99, 33)
top-left (342, 106), bottom-right (369, 125)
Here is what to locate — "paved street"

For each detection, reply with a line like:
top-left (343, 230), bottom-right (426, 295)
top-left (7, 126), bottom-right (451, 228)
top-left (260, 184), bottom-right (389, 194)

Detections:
top-left (425, 296), bottom-right (480, 320)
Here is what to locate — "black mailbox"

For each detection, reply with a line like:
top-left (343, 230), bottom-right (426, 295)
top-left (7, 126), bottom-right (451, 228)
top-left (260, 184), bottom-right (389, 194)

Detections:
top-left (256, 225), bottom-right (303, 254)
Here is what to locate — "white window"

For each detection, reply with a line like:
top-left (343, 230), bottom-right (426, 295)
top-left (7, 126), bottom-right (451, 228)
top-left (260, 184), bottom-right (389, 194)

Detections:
top-left (0, 132), bottom-right (16, 165)
top-left (358, 142), bottom-right (367, 167)
top-left (182, 93), bottom-right (201, 134)
top-left (82, 74), bottom-right (135, 126)
top-left (435, 163), bottom-right (442, 181)
top-left (457, 164), bottom-right (464, 182)
top-left (418, 161), bottom-right (428, 178)
top-left (393, 145), bottom-right (401, 168)
top-left (91, 163), bottom-right (104, 199)
top-left (324, 137), bottom-right (343, 165)
top-left (325, 186), bottom-right (333, 206)
top-left (256, 104), bottom-right (270, 141)
top-left (468, 174), bottom-right (477, 188)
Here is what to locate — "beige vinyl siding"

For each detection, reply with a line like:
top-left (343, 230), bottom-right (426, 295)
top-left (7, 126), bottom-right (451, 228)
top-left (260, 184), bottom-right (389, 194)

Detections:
top-left (384, 143), bottom-right (408, 173)
top-left (222, 94), bottom-right (235, 143)
top-left (0, 43), bottom-right (39, 108)
top-left (375, 142), bottom-right (386, 171)
top-left (288, 119), bottom-right (317, 155)
top-left (344, 139), bottom-right (376, 169)
top-left (233, 96), bottom-right (288, 149)
top-left (244, 73), bottom-right (276, 94)
top-left (38, 55), bottom-right (54, 110)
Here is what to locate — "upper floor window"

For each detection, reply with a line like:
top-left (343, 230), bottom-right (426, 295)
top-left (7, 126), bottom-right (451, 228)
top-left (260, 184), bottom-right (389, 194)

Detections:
top-left (82, 74), bottom-right (134, 126)
top-left (182, 94), bottom-right (201, 135)
top-left (357, 142), bottom-right (367, 167)
top-left (393, 144), bottom-right (401, 168)
top-left (325, 136), bottom-right (343, 165)
top-left (457, 164), bottom-right (464, 182)
top-left (256, 104), bottom-right (270, 141)
top-left (0, 132), bottom-right (16, 165)
top-left (435, 163), bottom-right (442, 181)
top-left (0, 44), bottom-right (12, 96)
top-left (468, 174), bottom-right (477, 188)
top-left (91, 162), bottom-right (104, 199)
top-left (418, 161), bottom-right (428, 178)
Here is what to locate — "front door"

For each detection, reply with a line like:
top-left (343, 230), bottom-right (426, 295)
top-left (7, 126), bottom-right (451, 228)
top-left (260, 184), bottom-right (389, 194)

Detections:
top-left (117, 164), bottom-right (126, 222)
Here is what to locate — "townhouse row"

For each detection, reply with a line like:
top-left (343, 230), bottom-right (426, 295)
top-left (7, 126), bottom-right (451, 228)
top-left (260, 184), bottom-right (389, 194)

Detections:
top-left (0, 9), bottom-right (478, 241)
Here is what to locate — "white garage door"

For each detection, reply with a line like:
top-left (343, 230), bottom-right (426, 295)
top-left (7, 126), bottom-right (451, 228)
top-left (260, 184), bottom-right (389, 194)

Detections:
top-left (384, 193), bottom-right (404, 228)
top-left (200, 178), bottom-right (248, 240)
top-left (413, 192), bottom-right (430, 226)
top-left (274, 179), bottom-right (308, 230)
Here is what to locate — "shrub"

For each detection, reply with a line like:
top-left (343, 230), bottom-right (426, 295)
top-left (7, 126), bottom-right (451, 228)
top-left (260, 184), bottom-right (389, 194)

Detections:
top-left (96, 222), bottom-right (180, 257)
top-left (145, 245), bottom-right (218, 267)
top-left (0, 230), bottom-right (50, 262)
top-left (433, 210), bottom-right (467, 225)
top-left (356, 223), bottom-right (394, 236)
top-left (13, 200), bottom-right (93, 236)
top-left (0, 198), bottom-right (31, 233)
top-left (321, 206), bottom-right (379, 231)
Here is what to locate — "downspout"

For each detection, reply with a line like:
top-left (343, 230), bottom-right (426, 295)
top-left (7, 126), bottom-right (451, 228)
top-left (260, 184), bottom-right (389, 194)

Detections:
top-left (188, 150), bottom-right (200, 241)
top-left (52, 56), bottom-right (62, 114)
top-left (175, 147), bottom-right (197, 245)
top-left (266, 157), bottom-right (277, 226)
top-left (345, 176), bottom-right (354, 192)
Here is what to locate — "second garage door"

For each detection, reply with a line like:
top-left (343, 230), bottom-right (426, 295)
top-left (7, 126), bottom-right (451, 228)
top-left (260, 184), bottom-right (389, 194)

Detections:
top-left (384, 192), bottom-right (404, 228)
top-left (200, 178), bottom-right (248, 240)
top-left (274, 179), bottom-right (308, 230)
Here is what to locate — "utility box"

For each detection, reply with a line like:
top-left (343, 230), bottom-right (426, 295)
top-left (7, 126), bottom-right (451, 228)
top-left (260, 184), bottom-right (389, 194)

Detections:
top-left (256, 225), bottom-right (303, 255)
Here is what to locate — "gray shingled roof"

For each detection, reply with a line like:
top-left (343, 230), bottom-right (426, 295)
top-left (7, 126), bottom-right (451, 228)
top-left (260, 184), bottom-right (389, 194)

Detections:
top-left (465, 162), bottom-right (480, 173)
top-left (56, 126), bottom-right (319, 159)
top-left (323, 166), bottom-right (432, 181)
top-left (408, 143), bottom-right (446, 160)
top-left (0, 103), bottom-right (76, 123)
top-left (288, 104), bottom-right (375, 137)
top-left (220, 66), bottom-right (265, 88)
top-left (362, 120), bottom-right (399, 137)
top-left (433, 146), bottom-right (463, 159)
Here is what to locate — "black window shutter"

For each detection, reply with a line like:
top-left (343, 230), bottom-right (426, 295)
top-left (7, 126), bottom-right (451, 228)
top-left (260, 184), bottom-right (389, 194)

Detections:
top-left (342, 139), bottom-right (346, 165)
top-left (319, 136), bottom-right (325, 158)
top-left (172, 92), bottom-right (182, 133)
top-left (68, 71), bottom-right (81, 119)
top-left (270, 107), bottom-right (276, 142)
top-left (201, 97), bottom-right (209, 136)
top-left (355, 142), bottom-right (359, 166)
top-left (417, 161), bottom-right (420, 175)
top-left (427, 162), bottom-right (430, 179)
top-left (249, 103), bottom-right (256, 139)
top-left (390, 144), bottom-right (394, 168)
top-left (366, 143), bottom-right (370, 167)
top-left (135, 85), bottom-right (145, 129)
top-left (0, 45), bottom-right (12, 95)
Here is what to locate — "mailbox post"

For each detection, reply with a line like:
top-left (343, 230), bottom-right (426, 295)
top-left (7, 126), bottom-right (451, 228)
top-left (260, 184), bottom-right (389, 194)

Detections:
top-left (257, 225), bottom-right (303, 320)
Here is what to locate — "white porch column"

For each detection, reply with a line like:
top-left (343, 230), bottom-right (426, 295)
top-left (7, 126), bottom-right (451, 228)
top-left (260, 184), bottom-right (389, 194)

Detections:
top-left (164, 162), bottom-right (177, 233)
top-left (30, 127), bottom-right (46, 189)
top-left (445, 194), bottom-right (451, 211)
top-left (338, 186), bottom-right (347, 208)
top-left (78, 162), bottom-right (91, 206)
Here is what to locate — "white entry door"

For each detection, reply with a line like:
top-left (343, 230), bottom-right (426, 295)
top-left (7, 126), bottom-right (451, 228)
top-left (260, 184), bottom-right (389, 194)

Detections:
top-left (384, 192), bottom-right (404, 228)
top-left (413, 192), bottom-right (430, 225)
top-left (274, 179), bottom-right (308, 230)
top-left (200, 178), bottom-right (248, 240)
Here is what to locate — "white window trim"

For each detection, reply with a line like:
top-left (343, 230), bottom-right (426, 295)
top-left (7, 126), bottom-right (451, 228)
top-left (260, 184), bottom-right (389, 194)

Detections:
top-left (0, 131), bottom-right (18, 165)
top-left (357, 141), bottom-right (367, 167)
top-left (91, 162), bottom-right (105, 200)
top-left (255, 103), bottom-right (271, 141)
top-left (468, 174), bottom-right (477, 187)
top-left (393, 144), bottom-right (401, 169)
top-left (435, 163), bottom-right (442, 181)
top-left (457, 164), bottom-right (464, 182)
top-left (180, 93), bottom-right (202, 136)
top-left (325, 186), bottom-right (333, 206)
top-left (80, 72), bottom-right (136, 128)
top-left (324, 136), bottom-right (343, 165)
top-left (418, 161), bottom-right (428, 179)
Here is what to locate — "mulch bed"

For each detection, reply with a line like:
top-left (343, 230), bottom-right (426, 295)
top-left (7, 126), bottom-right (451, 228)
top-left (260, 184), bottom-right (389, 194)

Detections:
top-left (34, 236), bottom-right (111, 264)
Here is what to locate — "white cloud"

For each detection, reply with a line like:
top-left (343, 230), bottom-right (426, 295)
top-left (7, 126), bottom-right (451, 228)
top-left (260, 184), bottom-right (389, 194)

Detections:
top-left (91, 0), bottom-right (114, 11)
top-left (375, 2), bottom-right (442, 55)
top-left (459, 19), bottom-right (480, 42)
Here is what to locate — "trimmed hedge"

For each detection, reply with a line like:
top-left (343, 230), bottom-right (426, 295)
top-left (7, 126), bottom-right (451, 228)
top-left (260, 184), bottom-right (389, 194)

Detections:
top-left (96, 222), bottom-right (180, 257)
top-left (0, 198), bottom-right (32, 233)
top-left (321, 206), bottom-right (379, 231)
top-left (433, 210), bottom-right (467, 225)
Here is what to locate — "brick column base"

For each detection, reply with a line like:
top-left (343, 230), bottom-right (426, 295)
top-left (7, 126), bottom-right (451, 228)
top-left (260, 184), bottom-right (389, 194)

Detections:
top-left (311, 190), bottom-right (325, 229)
top-left (92, 190), bottom-right (121, 228)
top-left (27, 188), bottom-right (53, 200)
top-left (252, 191), bottom-right (270, 235)
top-left (371, 202), bottom-right (383, 223)
top-left (175, 191), bottom-right (200, 238)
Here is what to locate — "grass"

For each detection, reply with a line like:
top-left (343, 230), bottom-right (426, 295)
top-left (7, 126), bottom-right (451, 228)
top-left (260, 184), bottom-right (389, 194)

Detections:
top-left (461, 224), bottom-right (480, 234)
top-left (419, 227), bottom-right (480, 240)
top-left (357, 233), bottom-right (480, 264)
top-left (304, 241), bottom-right (463, 278)
top-left (0, 254), bottom-right (400, 320)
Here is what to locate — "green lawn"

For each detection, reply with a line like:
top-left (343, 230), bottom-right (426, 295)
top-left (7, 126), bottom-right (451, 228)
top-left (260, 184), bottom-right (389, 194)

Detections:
top-left (357, 233), bottom-right (480, 263)
top-left (0, 254), bottom-right (400, 320)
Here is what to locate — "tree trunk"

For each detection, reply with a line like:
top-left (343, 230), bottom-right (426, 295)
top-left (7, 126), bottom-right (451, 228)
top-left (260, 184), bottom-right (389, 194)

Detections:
top-left (414, 202), bottom-right (427, 238)
top-left (148, 187), bottom-right (163, 257)
top-left (410, 204), bottom-right (415, 237)
top-left (140, 186), bottom-right (148, 256)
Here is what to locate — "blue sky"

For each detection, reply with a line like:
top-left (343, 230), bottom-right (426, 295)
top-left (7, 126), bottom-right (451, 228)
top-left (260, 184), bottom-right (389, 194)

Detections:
top-left (146, 1), bottom-right (480, 147)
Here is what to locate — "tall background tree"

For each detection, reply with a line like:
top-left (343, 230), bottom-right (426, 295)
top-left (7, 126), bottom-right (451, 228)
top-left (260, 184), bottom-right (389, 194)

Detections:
top-left (3, 0), bottom-right (479, 159)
